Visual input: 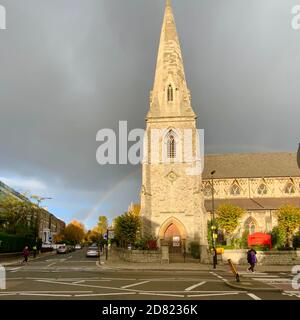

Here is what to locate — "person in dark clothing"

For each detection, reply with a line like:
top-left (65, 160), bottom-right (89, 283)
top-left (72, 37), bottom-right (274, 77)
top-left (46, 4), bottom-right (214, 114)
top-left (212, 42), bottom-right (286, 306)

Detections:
top-left (213, 247), bottom-right (218, 269)
top-left (247, 248), bottom-right (257, 272)
top-left (22, 246), bottom-right (30, 264)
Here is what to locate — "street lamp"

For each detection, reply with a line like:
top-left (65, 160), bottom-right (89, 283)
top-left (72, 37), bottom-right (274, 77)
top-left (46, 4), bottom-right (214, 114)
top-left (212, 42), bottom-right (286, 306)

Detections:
top-left (297, 143), bottom-right (300, 169)
top-left (30, 195), bottom-right (52, 244)
top-left (211, 170), bottom-right (217, 269)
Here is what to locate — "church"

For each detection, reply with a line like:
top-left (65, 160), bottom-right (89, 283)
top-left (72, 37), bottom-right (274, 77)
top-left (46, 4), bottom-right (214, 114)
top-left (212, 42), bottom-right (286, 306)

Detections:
top-left (139, 0), bottom-right (300, 261)
top-left (140, 0), bottom-right (208, 261)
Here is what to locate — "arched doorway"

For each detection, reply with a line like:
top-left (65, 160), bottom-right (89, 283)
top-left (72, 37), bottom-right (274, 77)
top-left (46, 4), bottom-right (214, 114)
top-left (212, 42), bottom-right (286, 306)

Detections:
top-left (159, 218), bottom-right (187, 263)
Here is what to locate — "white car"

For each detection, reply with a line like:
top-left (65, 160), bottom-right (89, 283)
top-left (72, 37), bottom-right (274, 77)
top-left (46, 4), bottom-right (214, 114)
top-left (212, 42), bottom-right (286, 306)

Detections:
top-left (86, 246), bottom-right (100, 257)
top-left (75, 244), bottom-right (82, 250)
top-left (57, 244), bottom-right (68, 254)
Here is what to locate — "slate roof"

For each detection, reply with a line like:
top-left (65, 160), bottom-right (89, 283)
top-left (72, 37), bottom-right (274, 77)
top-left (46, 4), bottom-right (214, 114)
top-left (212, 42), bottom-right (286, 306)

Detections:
top-left (203, 153), bottom-right (300, 179)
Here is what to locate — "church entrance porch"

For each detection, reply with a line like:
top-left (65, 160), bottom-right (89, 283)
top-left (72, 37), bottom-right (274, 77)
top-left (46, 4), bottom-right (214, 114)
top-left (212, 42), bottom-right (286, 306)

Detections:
top-left (159, 218), bottom-right (187, 263)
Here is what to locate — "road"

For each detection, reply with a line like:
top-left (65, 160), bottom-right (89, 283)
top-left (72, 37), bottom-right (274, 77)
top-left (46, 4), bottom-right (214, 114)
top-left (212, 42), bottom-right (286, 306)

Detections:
top-left (1, 248), bottom-right (299, 300)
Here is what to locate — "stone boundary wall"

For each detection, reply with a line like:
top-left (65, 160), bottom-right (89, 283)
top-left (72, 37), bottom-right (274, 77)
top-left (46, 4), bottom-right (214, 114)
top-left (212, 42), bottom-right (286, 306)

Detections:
top-left (117, 248), bottom-right (162, 263)
top-left (221, 249), bottom-right (300, 265)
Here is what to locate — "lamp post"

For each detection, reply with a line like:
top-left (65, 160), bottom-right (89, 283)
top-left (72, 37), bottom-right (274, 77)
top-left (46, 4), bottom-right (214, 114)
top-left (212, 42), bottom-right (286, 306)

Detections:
top-left (211, 170), bottom-right (216, 245)
top-left (211, 170), bottom-right (217, 269)
top-left (297, 143), bottom-right (300, 169)
top-left (30, 196), bottom-right (52, 244)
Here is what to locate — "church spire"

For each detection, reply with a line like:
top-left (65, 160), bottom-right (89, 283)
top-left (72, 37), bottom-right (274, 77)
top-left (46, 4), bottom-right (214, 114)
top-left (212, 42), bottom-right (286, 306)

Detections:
top-left (148, 0), bottom-right (195, 119)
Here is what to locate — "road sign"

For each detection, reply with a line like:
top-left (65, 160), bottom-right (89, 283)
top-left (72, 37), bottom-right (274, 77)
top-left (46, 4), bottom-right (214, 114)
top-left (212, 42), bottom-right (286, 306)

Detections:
top-left (108, 230), bottom-right (114, 240)
top-left (103, 233), bottom-right (108, 240)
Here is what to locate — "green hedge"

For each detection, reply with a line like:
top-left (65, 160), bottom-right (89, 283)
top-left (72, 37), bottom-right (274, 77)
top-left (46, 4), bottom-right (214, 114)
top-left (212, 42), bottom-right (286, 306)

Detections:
top-left (0, 232), bottom-right (35, 253)
top-left (190, 241), bottom-right (200, 259)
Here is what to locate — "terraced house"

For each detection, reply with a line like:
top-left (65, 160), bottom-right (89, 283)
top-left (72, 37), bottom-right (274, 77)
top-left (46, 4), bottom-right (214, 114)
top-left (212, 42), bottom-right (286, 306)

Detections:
top-left (0, 180), bottom-right (65, 244)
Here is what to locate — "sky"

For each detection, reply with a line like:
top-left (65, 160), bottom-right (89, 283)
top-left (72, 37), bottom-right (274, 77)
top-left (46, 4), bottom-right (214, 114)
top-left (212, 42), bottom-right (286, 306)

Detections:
top-left (0, 0), bottom-right (299, 229)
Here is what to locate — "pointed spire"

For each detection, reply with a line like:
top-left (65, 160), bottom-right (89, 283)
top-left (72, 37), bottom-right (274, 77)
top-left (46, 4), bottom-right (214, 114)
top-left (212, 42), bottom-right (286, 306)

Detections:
top-left (149, 0), bottom-right (195, 119)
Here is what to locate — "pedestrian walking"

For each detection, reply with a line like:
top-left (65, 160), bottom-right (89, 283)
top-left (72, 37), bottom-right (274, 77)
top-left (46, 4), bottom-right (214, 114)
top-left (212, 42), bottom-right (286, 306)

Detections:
top-left (22, 246), bottom-right (30, 264)
top-left (247, 248), bottom-right (257, 272)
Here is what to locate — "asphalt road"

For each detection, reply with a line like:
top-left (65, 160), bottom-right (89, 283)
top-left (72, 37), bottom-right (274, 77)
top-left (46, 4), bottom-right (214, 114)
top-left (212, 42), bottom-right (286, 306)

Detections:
top-left (1, 248), bottom-right (299, 300)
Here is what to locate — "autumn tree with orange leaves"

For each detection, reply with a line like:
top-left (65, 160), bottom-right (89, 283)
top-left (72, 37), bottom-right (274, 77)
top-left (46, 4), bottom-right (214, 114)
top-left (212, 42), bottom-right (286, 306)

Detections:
top-left (63, 220), bottom-right (85, 245)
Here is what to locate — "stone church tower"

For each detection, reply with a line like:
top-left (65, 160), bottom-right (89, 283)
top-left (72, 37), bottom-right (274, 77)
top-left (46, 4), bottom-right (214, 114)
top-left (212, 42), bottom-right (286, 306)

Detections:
top-left (140, 0), bottom-right (208, 261)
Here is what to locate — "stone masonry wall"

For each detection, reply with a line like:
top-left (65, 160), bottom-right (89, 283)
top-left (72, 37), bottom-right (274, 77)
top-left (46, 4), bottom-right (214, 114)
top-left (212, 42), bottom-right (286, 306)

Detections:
top-left (117, 249), bottom-right (162, 263)
top-left (221, 249), bottom-right (300, 265)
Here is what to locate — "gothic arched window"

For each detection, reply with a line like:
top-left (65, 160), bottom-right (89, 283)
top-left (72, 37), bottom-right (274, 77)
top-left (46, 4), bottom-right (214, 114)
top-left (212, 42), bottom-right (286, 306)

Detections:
top-left (167, 84), bottom-right (173, 102)
top-left (230, 183), bottom-right (241, 196)
top-left (257, 184), bottom-right (268, 195)
top-left (167, 134), bottom-right (176, 159)
top-left (245, 217), bottom-right (257, 235)
top-left (285, 182), bottom-right (296, 195)
top-left (203, 183), bottom-right (212, 197)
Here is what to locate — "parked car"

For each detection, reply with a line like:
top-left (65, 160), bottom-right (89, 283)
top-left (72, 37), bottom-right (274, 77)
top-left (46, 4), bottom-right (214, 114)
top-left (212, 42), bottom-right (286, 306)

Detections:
top-left (57, 244), bottom-right (68, 254)
top-left (86, 246), bottom-right (100, 257)
top-left (67, 245), bottom-right (75, 252)
top-left (75, 244), bottom-right (82, 250)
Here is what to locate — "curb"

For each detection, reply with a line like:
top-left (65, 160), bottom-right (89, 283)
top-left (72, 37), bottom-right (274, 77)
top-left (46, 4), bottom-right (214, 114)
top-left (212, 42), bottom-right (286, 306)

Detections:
top-left (225, 281), bottom-right (283, 293)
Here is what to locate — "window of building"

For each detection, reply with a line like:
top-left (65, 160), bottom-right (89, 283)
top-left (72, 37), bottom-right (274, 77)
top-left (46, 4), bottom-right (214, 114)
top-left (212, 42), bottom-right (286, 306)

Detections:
top-left (203, 184), bottom-right (212, 197)
top-left (245, 217), bottom-right (257, 235)
top-left (167, 84), bottom-right (173, 102)
top-left (167, 134), bottom-right (176, 159)
top-left (257, 183), bottom-right (268, 195)
top-left (230, 183), bottom-right (241, 196)
top-left (285, 182), bottom-right (296, 195)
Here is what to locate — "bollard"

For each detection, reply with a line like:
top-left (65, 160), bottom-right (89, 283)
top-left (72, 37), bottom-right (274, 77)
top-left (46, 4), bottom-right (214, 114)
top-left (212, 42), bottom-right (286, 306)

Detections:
top-left (0, 264), bottom-right (6, 290)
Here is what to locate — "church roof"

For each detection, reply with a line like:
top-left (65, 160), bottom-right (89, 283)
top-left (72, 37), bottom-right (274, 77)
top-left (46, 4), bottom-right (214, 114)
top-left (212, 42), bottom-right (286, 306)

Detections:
top-left (203, 152), bottom-right (300, 179)
top-left (205, 197), bottom-right (300, 211)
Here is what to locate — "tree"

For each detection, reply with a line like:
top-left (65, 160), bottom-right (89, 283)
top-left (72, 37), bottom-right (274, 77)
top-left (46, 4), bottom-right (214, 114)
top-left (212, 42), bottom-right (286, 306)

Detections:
top-left (0, 195), bottom-right (41, 236)
top-left (53, 233), bottom-right (64, 243)
top-left (97, 216), bottom-right (108, 236)
top-left (216, 204), bottom-right (245, 241)
top-left (63, 220), bottom-right (85, 245)
top-left (87, 226), bottom-right (103, 244)
top-left (114, 212), bottom-right (140, 248)
top-left (277, 205), bottom-right (300, 248)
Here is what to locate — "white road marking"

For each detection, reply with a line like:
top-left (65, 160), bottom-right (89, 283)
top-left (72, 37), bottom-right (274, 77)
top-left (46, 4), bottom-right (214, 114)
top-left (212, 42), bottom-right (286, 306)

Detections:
top-left (239, 272), bottom-right (267, 275)
top-left (247, 293), bottom-right (262, 300)
top-left (253, 278), bottom-right (291, 283)
top-left (102, 277), bottom-right (137, 281)
top-left (35, 279), bottom-right (139, 292)
top-left (0, 291), bottom-right (92, 293)
top-left (47, 262), bottom-right (56, 267)
top-left (74, 292), bottom-right (137, 297)
top-left (244, 275), bottom-right (278, 278)
top-left (139, 292), bottom-right (184, 298)
top-left (185, 282), bottom-right (206, 291)
top-left (187, 292), bottom-right (239, 298)
top-left (73, 280), bottom-right (85, 284)
top-left (121, 281), bottom-right (150, 289)
top-left (19, 293), bottom-right (72, 297)
top-left (9, 267), bottom-right (22, 271)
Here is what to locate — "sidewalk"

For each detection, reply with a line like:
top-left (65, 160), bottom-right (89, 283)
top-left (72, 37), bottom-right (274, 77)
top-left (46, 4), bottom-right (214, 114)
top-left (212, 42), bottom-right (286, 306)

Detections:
top-left (0, 251), bottom-right (56, 266)
top-left (98, 249), bottom-right (296, 273)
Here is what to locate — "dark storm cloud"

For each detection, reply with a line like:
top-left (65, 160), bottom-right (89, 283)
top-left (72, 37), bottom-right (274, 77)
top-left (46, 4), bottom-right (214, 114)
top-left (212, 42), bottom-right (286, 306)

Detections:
top-left (0, 0), bottom-right (299, 225)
